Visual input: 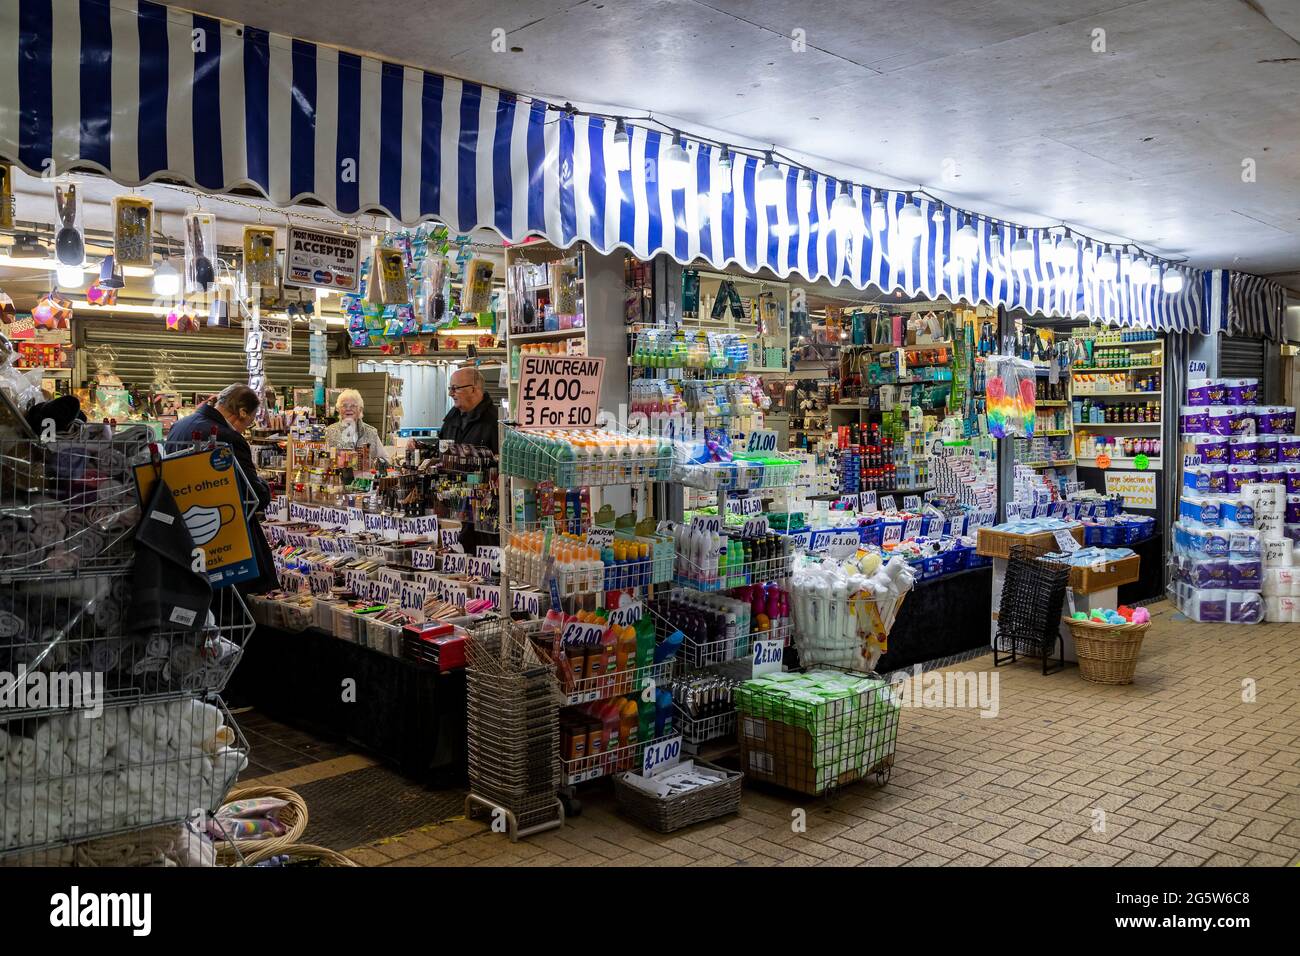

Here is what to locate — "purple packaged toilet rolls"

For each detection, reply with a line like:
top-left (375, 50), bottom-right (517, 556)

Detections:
top-left (1229, 436), bottom-right (1257, 464)
top-left (1278, 435), bottom-right (1300, 463)
top-left (1205, 379), bottom-right (1229, 406)
top-left (1228, 407), bottom-right (1256, 436)
top-left (1187, 434), bottom-right (1228, 464)
top-left (1229, 556), bottom-right (1263, 590)
top-left (1257, 464), bottom-right (1287, 486)
top-left (1227, 379), bottom-right (1259, 406)
top-left (1206, 407), bottom-right (1234, 436)
top-left (1228, 591), bottom-right (1262, 624)
top-left (1289, 495), bottom-right (1300, 524)
top-left (1286, 466), bottom-right (1300, 494)
top-left (1208, 465), bottom-right (1228, 494)
top-left (1255, 434), bottom-right (1279, 464)
top-left (1181, 407), bottom-right (1209, 434)
top-left (1258, 407), bottom-right (1290, 434)
top-left (1226, 465), bottom-right (1258, 493)
top-left (1186, 380), bottom-right (1212, 406)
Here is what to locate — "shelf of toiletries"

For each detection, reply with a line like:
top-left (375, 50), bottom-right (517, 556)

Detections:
top-left (500, 428), bottom-right (675, 487)
top-left (505, 529), bottom-right (675, 596)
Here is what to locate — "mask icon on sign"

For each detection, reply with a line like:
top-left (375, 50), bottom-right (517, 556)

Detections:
top-left (182, 503), bottom-right (237, 546)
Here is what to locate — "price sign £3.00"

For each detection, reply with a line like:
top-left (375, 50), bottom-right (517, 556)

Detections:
top-left (517, 354), bottom-right (606, 430)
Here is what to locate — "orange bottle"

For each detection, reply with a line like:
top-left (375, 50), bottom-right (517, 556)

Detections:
top-left (619, 697), bottom-right (641, 770)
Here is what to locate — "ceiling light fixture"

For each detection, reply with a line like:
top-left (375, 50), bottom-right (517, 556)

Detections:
top-left (797, 168), bottom-right (814, 207)
top-left (55, 263), bottom-right (84, 288)
top-left (1162, 265), bottom-right (1185, 294)
top-left (1010, 228), bottom-right (1035, 270)
top-left (830, 182), bottom-right (859, 233)
top-left (663, 132), bottom-right (691, 191)
top-left (153, 256), bottom-right (180, 297)
top-left (755, 151), bottom-right (785, 207)
top-left (897, 194), bottom-right (925, 239)
top-left (870, 191), bottom-right (887, 232)
top-left (1094, 245), bottom-right (1118, 281)
top-left (1054, 230), bottom-right (1078, 269)
top-left (716, 145), bottom-right (734, 194)
top-left (608, 119), bottom-right (630, 173)
top-left (954, 214), bottom-right (979, 260)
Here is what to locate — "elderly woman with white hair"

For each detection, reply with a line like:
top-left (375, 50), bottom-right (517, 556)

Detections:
top-left (324, 388), bottom-right (386, 461)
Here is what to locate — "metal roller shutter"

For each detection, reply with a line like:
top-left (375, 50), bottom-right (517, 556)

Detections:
top-left (78, 319), bottom-right (316, 397)
top-left (1220, 335), bottom-right (1265, 379)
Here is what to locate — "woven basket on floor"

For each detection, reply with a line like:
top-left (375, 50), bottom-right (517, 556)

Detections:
top-left (214, 785), bottom-right (309, 865)
top-left (612, 761), bottom-right (743, 833)
top-left (1065, 617), bottom-right (1150, 684)
top-left (238, 842), bottom-right (359, 867)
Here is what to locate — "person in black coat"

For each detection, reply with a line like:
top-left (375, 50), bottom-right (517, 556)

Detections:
top-left (166, 384), bottom-right (278, 593)
top-left (439, 367), bottom-right (498, 452)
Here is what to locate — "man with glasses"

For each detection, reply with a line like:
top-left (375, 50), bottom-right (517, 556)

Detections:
top-left (438, 367), bottom-right (498, 453)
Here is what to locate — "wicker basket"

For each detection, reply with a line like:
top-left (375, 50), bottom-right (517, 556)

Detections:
top-left (1065, 617), bottom-right (1150, 684)
top-left (612, 761), bottom-right (742, 833)
top-left (238, 842), bottom-right (359, 867)
top-left (213, 785), bottom-right (309, 865)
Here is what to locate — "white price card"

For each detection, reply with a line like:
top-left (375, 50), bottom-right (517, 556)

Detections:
top-left (1053, 529), bottom-right (1081, 553)
top-left (745, 429), bottom-right (779, 454)
top-left (560, 621), bottom-right (607, 646)
top-left (903, 495), bottom-right (922, 511)
top-left (379, 568), bottom-right (404, 590)
top-left (467, 556), bottom-right (495, 581)
top-left (752, 639), bottom-right (784, 677)
top-left (881, 496), bottom-right (898, 514)
top-left (642, 735), bottom-right (683, 775)
top-left (399, 515), bottom-right (439, 538)
top-left (440, 529), bottom-right (464, 552)
top-left (586, 526), bottom-right (615, 549)
top-left (399, 582), bottom-right (427, 612)
top-left (363, 512), bottom-right (383, 534)
top-left (882, 524), bottom-right (903, 546)
top-left (904, 516), bottom-right (922, 539)
top-left (442, 552), bottom-right (468, 576)
top-left (837, 495), bottom-right (860, 511)
top-left (607, 600), bottom-right (643, 627)
top-left (382, 513), bottom-right (400, 542)
top-left (512, 589), bottom-right (542, 615)
top-left (743, 516), bottom-right (769, 537)
top-left (365, 580), bottom-right (392, 603)
top-left (476, 546), bottom-right (503, 562)
top-left (471, 584), bottom-right (502, 610)
top-left (308, 572), bottom-right (334, 596)
top-left (729, 495), bottom-right (764, 516)
top-left (690, 514), bottom-right (722, 535)
top-left (859, 491), bottom-right (878, 513)
top-left (827, 531), bottom-right (862, 559)
top-left (347, 507), bottom-right (365, 533)
top-left (346, 569), bottom-right (368, 593)
top-left (412, 549), bottom-right (439, 570)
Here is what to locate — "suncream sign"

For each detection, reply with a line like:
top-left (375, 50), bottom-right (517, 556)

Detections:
top-left (517, 355), bottom-right (605, 430)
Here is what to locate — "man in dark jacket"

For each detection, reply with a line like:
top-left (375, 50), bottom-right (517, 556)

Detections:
top-left (166, 384), bottom-right (277, 593)
top-left (439, 367), bottom-right (499, 453)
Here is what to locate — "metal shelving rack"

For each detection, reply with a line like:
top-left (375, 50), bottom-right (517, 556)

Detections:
top-left (0, 426), bottom-right (253, 860)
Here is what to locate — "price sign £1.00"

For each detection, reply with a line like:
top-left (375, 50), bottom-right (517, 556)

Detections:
top-left (517, 354), bottom-right (606, 430)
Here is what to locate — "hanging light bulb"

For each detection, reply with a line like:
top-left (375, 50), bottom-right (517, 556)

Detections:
top-left (1010, 228), bottom-right (1035, 270)
top-left (1054, 231), bottom-right (1078, 269)
top-left (1130, 255), bottom-right (1151, 285)
top-left (755, 151), bottom-right (785, 207)
top-left (797, 168), bottom-right (814, 207)
top-left (870, 191), bottom-right (888, 232)
top-left (1162, 265), bottom-right (1185, 294)
top-left (153, 257), bottom-right (181, 297)
top-left (663, 132), bottom-right (691, 191)
top-left (55, 263), bottom-right (83, 288)
top-left (1118, 249), bottom-right (1134, 282)
top-left (608, 119), bottom-right (630, 173)
top-left (1094, 245), bottom-right (1118, 281)
top-left (931, 202), bottom-right (946, 224)
top-left (716, 146), bottom-right (734, 195)
top-left (954, 214), bottom-right (979, 261)
top-left (897, 194), bottom-right (925, 239)
top-left (830, 182), bottom-right (859, 233)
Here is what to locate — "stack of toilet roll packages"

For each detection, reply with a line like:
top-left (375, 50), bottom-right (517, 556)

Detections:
top-left (1176, 377), bottom-right (1298, 623)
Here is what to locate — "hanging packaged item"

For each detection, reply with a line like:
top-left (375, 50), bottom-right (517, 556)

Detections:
top-left (367, 244), bottom-right (409, 305)
top-left (242, 225), bottom-right (278, 296)
top-left (0, 162), bottom-right (15, 230)
top-left (184, 209), bottom-right (218, 292)
top-left (208, 286), bottom-right (231, 327)
top-left (463, 257), bottom-right (495, 314)
top-left (112, 195), bottom-right (154, 266)
top-left (33, 292), bottom-right (73, 330)
top-left (166, 303), bottom-right (201, 333)
top-left (985, 355), bottom-right (1036, 439)
top-left (550, 258), bottom-right (580, 321)
top-left (53, 181), bottom-right (85, 266)
top-left (422, 254), bottom-right (448, 329)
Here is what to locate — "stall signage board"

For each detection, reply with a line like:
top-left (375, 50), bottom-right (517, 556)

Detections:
top-left (752, 639), bottom-right (784, 677)
top-left (283, 225), bottom-right (361, 293)
top-left (827, 531), bottom-right (862, 559)
top-left (1105, 470), bottom-right (1158, 510)
top-left (517, 354), bottom-right (605, 430)
top-left (260, 317), bottom-right (292, 355)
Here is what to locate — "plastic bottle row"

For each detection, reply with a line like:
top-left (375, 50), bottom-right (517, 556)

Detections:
top-left (505, 530), bottom-right (672, 595)
top-left (671, 526), bottom-right (795, 590)
top-left (500, 428), bottom-right (675, 487)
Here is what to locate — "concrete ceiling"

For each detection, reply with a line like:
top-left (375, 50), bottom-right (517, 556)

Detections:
top-left (169, 0), bottom-right (1300, 291)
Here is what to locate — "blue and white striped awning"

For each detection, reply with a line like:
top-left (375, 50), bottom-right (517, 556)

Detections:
top-left (0, 0), bottom-right (1234, 333)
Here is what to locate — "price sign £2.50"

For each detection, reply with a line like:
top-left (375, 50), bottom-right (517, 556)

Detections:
top-left (517, 355), bottom-right (606, 430)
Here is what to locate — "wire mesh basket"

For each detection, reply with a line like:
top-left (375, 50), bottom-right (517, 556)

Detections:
top-left (499, 427), bottom-right (674, 487)
top-left (677, 619), bottom-right (792, 670)
top-left (674, 547), bottom-right (794, 591)
top-left (735, 668), bottom-right (900, 796)
top-left (993, 544), bottom-right (1070, 674)
top-left (0, 429), bottom-right (151, 580)
top-left (0, 696), bottom-right (248, 857)
top-left (464, 616), bottom-right (565, 840)
top-left (0, 577), bottom-right (253, 719)
top-left (672, 451), bottom-right (803, 492)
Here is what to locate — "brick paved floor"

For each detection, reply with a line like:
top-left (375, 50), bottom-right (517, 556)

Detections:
top-left (340, 601), bottom-right (1299, 866)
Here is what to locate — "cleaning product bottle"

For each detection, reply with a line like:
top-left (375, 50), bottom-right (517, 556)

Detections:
top-left (619, 696), bottom-right (640, 769)
top-left (655, 688), bottom-right (674, 737)
top-left (634, 614), bottom-right (655, 671)
top-left (600, 698), bottom-right (622, 762)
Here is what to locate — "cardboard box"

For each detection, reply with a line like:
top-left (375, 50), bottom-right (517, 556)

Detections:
top-left (737, 713), bottom-right (894, 796)
top-left (1053, 553), bottom-right (1141, 594)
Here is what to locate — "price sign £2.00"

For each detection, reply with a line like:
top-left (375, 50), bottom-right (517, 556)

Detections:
top-left (517, 355), bottom-right (606, 430)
